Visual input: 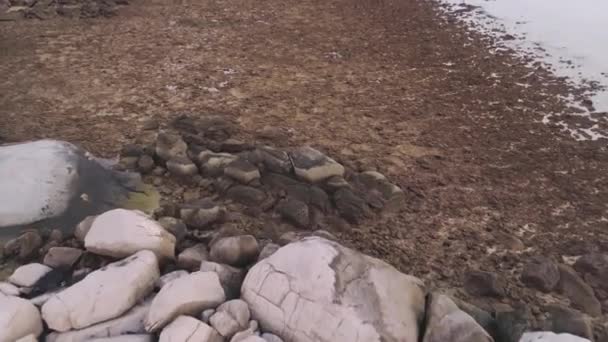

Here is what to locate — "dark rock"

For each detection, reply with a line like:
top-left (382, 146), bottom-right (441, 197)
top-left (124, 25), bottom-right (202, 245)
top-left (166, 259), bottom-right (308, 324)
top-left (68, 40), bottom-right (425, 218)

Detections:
top-left (224, 159), bottom-right (260, 184)
top-left (226, 185), bottom-right (266, 207)
top-left (180, 200), bottom-right (224, 229)
top-left (198, 150), bottom-right (238, 176)
top-left (257, 147), bottom-right (292, 174)
top-left (521, 257), bottom-right (560, 292)
top-left (3, 231), bottom-right (43, 260)
top-left (155, 131), bottom-right (188, 162)
top-left (290, 146), bottom-right (345, 183)
top-left (121, 144), bottom-right (144, 157)
top-left (220, 139), bottom-right (253, 153)
top-left (333, 188), bottom-right (370, 224)
top-left (141, 118), bottom-right (159, 130)
top-left (322, 175), bottom-right (350, 193)
top-left (119, 156), bottom-right (138, 170)
top-left (74, 215), bottom-right (96, 242)
top-left (558, 264), bottom-right (602, 316)
top-left (200, 261), bottom-right (245, 299)
top-left (166, 156), bottom-right (198, 178)
top-left (464, 271), bottom-right (506, 298)
top-left (43, 247), bottom-right (83, 268)
top-left (574, 253), bottom-right (608, 281)
top-left (452, 298), bottom-right (498, 338)
top-left (213, 176), bottom-right (236, 194)
top-left (29, 266), bottom-right (73, 297)
top-left (158, 217), bottom-right (187, 241)
top-left (311, 230), bottom-right (337, 241)
top-left (546, 304), bottom-right (593, 339)
top-left (494, 306), bottom-right (530, 342)
top-left (152, 166), bottom-right (166, 176)
top-left (137, 155), bottom-right (155, 174)
top-left (210, 235), bottom-right (259, 267)
top-left (258, 243), bottom-right (280, 261)
top-left (177, 244), bottom-right (208, 271)
top-left (352, 171), bottom-right (405, 212)
top-left (172, 114), bottom-right (236, 141)
top-left (276, 198), bottom-right (310, 228)
top-left (48, 229), bottom-right (64, 243)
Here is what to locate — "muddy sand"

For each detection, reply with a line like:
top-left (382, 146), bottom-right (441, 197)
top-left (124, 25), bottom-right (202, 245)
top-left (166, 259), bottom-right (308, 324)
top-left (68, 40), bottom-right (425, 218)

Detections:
top-left (1, 0), bottom-right (608, 326)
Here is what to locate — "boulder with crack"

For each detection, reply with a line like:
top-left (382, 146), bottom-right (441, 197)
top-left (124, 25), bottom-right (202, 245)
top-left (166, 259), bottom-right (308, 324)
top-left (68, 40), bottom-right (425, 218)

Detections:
top-left (241, 237), bottom-right (426, 342)
top-left (41, 250), bottom-right (159, 332)
top-left (158, 316), bottom-right (223, 342)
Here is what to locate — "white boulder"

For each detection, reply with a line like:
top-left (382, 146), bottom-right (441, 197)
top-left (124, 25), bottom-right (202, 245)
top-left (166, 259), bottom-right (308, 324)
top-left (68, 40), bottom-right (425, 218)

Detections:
top-left (89, 335), bottom-right (153, 342)
top-left (519, 332), bottom-right (591, 342)
top-left (0, 293), bottom-right (43, 341)
top-left (241, 237), bottom-right (426, 342)
top-left (145, 271), bottom-right (226, 332)
top-left (84, 209), bottom-right (176, 260)
top-left (9, 263), bottom-right (52, 287)
top-left (159, 316), bottom-right (223, 342)
top-left (209, 299), bottom-right (250, 338)
top-left (0, 281), bottom-right (20, 296)
top-left (155, 270), bottom-right (189, 289)
top-left (42, 250), bottom-right (159, 332)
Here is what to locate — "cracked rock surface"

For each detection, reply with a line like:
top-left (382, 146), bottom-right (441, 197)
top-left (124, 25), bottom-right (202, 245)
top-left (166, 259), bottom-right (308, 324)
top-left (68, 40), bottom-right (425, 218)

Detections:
top-left (158, 315), bottom-right (223, 342)
top-left (241, 237), bottom-right (426, 342)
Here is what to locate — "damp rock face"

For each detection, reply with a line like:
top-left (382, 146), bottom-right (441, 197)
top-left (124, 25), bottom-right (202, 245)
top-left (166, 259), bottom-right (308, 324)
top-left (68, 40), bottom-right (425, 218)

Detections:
top-left (241, 237), bottom-right (426, 342)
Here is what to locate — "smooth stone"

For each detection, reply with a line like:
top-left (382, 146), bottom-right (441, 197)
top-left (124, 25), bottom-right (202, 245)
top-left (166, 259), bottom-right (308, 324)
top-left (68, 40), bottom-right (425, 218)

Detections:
top-left (157, 217), bottom-right (187, 242)
top-left (238, 337), bottom-right (265, 342)
top-left (519, 332), bottom-right (590, 342)
top-left (0, 294), bottom-right (43, 341)
top-left (177, 244), bottom-right (209, 271)
top-left (261, 333), bottom-right (284, 342)
top-left (9, 263), bottom-right (53, 287)
top-left (209, 299), bottom-right (250, 338)
top-left (42, 251), bottom-right (159, 332)
top-left (290, 146), bottom-right (344, 183)
top-left (85, 209), bottom-right (176, 260)
top-left (210, 235), bottom-right (259, 267)
top-left (352, 171), bottom-right (405, 211)
top-left (180, 201), bottom-right (224, 229)
top-left (74, 215), bottom-right (96, 242)
top-left (198, 150), bottom-right (238, 176)
top-left (201, 309), bottom-right (215, 323)
top-left (43, 247), bottom-right (83, 268)
top-left (46, 300), bottom-right (151, 342)
top-left (200, 261), bottom-right (246, 300)
top-left (558, 264), bottom-right (601, 316)
top-left (422, 293), bottom-right (493, 342)
top-left (3, 231), bottom-right (43, 260)
top-left (89, 335), bottom-right (153, 342)
top-left (257, 147), bottom-right (292, 174)
top-left (155, 270), bottom-right (189, 289)
top-left (166, 156), bottom-right (198, 178)
top-left (16, 334), bottom-right (38, 342)
top-left (276, 198), bottom-right (310, 228)
top-left (521, 257), bottom-right (560, 292)
top-left (226, 185), bottom-right (267, 207)
top-left (145, 271), bottom-right (226, 332)
top-left (333, 187), bottom-right (370, 224)
top-left (0, 281), bottom-right (20, 296)
top-left (241, 237), bottom-right (425, 342)
top-left (225, 159), bottom-right (261, 184)
top-left (155, 132), bottom-right (188, 161)
top-left (159, 316), bottom-right (223, 342)
top-left (230, 320), bottom-right (259, 342)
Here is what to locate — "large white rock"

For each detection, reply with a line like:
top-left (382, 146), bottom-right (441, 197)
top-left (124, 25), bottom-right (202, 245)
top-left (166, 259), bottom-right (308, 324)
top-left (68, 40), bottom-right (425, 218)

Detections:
top-left (519, 332), bottom-right (591, 342)
top-left (159, 316), bottom-right (223, 342)
top-left (46, 300), bottom-right (151, 342)
top-left (145, 271), bottom-right (226, 332)
top-left (422, 294), bottom-right (493, 342)
top-left (209, 299), bottom-right (250, 338)
top-left (42, 250), bottom-right (159, 332)
top-left (0, 281), bottom-right (20, 296)
top-left (89, 335), bottom-right (153, 342)
top-left (0, 140), bottom-right (81, 227)
top-left (0, 293), bottom-right (43, 341)
top-left (241, 237), bottom-right (426, 342)
top-left (8, 263), bottom-right (53, 287)
top-left (84, 209), bottom-right (176, 260)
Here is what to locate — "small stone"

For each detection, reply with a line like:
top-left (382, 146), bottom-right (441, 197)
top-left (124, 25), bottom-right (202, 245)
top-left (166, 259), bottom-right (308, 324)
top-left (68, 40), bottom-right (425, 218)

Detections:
top-left (121, 144), bottom-right (144, 157)
top-left (9, 263), bottom-right (52, 287)
top-left (155, 270), bottom-right (189, 289)
top-left (177, 244), bottom-right (209, 271)
top-left (558, 264), bottom-right (602, 316)
top-left (209, 299), bottom-right (250, 338)
top-left (290, 146), bottom-right (345, 183)
top-left (226, 185), bottom-right (267, 207)
top-left (257, 147), bottom-right (292, 174)
top-left (521, 257), bottom-right (560, 292)
top-left (200, 261), bottom-right (246, 300)
top-left (323, 175), bottom-right (350, 192)
top-left (74, 215), bottom-right (96, 242)
top-left (276, 198), bottom-right (310, 228)
top-left (141, 118), bottom-right (159, 130)
top-left (120, 156), bottom-right (139, 169)
top-left (230, 320), bottom-right (260, 342)
top-left (261, 333), bottom-right (284, 342)
top-left (155, 132), bottom-right (188, 162)
top-left (4, 231), bottom-right (43, 260)
top-left (464, 270), bottom-right (506, 297)
top-left (43, 247), bottom-right (83, 268)
top-left (258, 243), bottom-right (280, 261)
top-left (48, 229), bottom-right (64, 243)
top-left (0, 281), bottom-right (20, 296)
top-left (210, 235), bottom-right (260, 267)
top-left (0, 294), bottom-right (43, 341)
top-left (333, 187), bottom-right (370, 224)
top-left (145, 272), bottom-right (226, 332)
top-left (198, 150), bottom-right (238, 176)
top-left (201, 309), bottom-right (215, 323)
top-left (157, 217), bottom-right (187, 242)
top-left (221, 139), bottom-right (253, 153)
top-left (546, 304), bottom-right (593, 339)
top-left (494, 306), bottom-right (530, 342)
top-left (159, 316), bottom-right (223, 342)
top-left (180, 200), bottom-right (224, 229)
top-left (225, 159), bottom-right (261, 184)
top-left (166, 156), bottom-right (198, 178)
top-left (137, 155), bottom-right (155, 174)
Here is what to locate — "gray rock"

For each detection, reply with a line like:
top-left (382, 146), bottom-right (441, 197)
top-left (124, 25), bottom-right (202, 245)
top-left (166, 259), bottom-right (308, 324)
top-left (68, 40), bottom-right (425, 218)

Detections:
top-left (145, 271), bottom-right (226, 332)
top-left (323, 175), bottom-right (350, 192)
top-left (225, 159), bottom-right (261, 184)
top-left (422, 293), bottom-right (493, 342)
top-left (137, 155), bottom-right (155, 174)
top-left (352, 171), bottom-right (405, 211)
top-left (155, 270), bottom-right (189, 289)
top-left (258, 243), bottom-right (280, 261)
top-left (177, 244), bottom-right (209, 271)
top-left (257, 147), bottom-right (292, 174)
top-left (574, 253), bottom-right (608, 286)
top-left (226, 185), bottom-right (267, 207)
top-left (464, 270), bottom-right (506, 298)
top-left (521, 257), bottom-right (560, 292)
top-left (89, 335), bottom-right (153, 342)
top-left (519, 332), bottom-right (591, 341)
top-left (0, 294), bottom-right (43, 341)
top-left (3, 231), bottom-right (43, 260)
top-left (155, 132), bottom-right (188, 162)
top-left (201, 309), bottom-right (215, 323)
top-left (290, 146), bottom-right (344, 183)
top-left (48, 229), bottom-right (64, 243)
top-left (180, 200), bottom-right (224, 229)
top-left (546, 304), bottom-right (593, 339)
top-left (198, 150), bottom-right (238, 176)
top-left (157, 217), bottom-right (187, 242)
top-left (44, 247), bottom-right (83, 268)
top-left (452, 297), bottom-right (497, 338)
top-left (221, 139), bottom-right (253, 153)
top-left (276, 198), bottom-right (310, 228)
top-left (166, 156), bottom-right (198, 178)
top-left (74, 215), bottom-right (96, 242)
top-left (333, 187), bottom-right (370, 224)
top-left (200, 261), bottom-right (246, 300)
top-left (261, 333), bottom-right (284, 342)
top-left (9, 263), bottom-right (52, 287)
top-left (159, 316), bottom-right (223, 342)
top-left (241, 237), bottom-right (426, 342)
top-left (558, 264), bottom-right (601, 316)
top-left (210, 235), bottom-right (260, 267)
top-left (495, 306), bottom-right (530, 342)
top-left (209, 299), bottom-right (250, 338)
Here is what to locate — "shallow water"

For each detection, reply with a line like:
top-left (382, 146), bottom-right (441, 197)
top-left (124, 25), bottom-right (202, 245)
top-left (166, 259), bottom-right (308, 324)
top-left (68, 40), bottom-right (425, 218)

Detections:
top-left (443, 0), bottom-right (608, 138)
